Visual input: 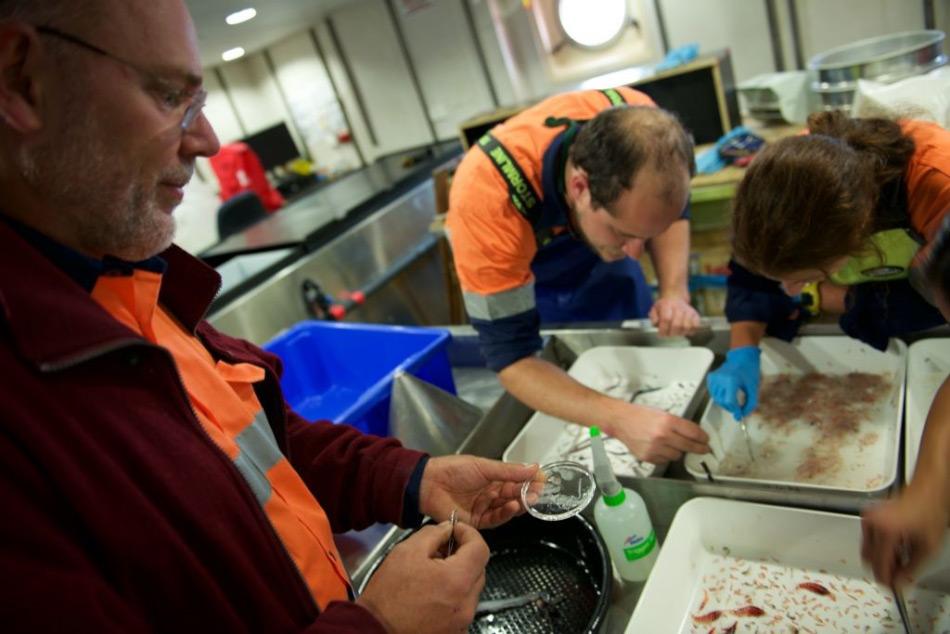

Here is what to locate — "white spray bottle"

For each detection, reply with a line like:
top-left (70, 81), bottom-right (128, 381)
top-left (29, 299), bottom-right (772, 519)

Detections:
top-left (590, 426), bottom-right (659, 582)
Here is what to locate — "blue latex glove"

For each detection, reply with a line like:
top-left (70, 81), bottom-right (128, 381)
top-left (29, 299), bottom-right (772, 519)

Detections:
top-left (707, 346), bottom-right (761, 421)
top-left (655, 43), bottom-right (699, 72)
top-left (695, 126), bottom-right (762, 174)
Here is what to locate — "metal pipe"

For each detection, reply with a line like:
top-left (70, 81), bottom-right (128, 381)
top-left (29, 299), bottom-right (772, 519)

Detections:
top-left (486, 0), bottom-right (530, 104)
top-left (325, 16), bottom-right (379, 146)
top-left (786, 0), bottom-right (805, 69)
top-left (383, 0), bottom-right (440, 143)
top-left (651, 0), bottom-right (671, 55)
top-left (459, 0), bottom-right (500, 108)
top-left (261, 49), bottom-right (313, 163)
top-left (308, 27), bottom-right (367, 168)
top-left (764, 0), bottom-right (786, 71)
top-left (924, 0), bottom-right (936, 29)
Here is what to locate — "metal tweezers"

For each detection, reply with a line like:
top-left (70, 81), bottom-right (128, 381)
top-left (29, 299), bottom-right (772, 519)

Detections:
top-left (444, 509), bottom-right (458, 558)
top-left (475, 591), bottom-right (551, 617)
top-left (739, 418), bottom-right (755, 463)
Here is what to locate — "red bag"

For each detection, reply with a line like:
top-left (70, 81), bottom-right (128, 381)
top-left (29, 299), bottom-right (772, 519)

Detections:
top-left (209, 142), bottom-right (284, 212)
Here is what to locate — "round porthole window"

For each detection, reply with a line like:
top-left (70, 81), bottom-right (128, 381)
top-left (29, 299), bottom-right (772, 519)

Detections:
top-left (557, 0), bottom-right (628, 49)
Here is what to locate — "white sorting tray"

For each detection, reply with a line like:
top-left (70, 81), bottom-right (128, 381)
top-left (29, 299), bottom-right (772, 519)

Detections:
top-left (905, 339), bottom-right (950, 483)
top-left (904, 532), bottom-right (950, 633)
top-left (685, 337), bottom-right (906, 495)
top-left (503, 346), bottom-right (713, 478)
top-left (626, 498), bottom-right (906, 633)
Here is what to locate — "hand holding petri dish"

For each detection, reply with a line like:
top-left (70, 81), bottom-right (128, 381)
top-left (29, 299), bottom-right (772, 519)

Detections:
top-left (520, 460), bottom-right (596, 521)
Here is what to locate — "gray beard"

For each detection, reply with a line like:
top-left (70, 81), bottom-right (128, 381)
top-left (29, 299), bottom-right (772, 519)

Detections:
top-left (16, 123), bottom-right (175, 262)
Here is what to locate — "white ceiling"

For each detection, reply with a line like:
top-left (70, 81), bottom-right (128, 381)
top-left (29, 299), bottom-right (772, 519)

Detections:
top-left (185, 0), bottom-right (355, 67)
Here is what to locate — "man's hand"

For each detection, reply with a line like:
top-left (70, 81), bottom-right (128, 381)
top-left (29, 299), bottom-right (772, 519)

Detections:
top-left (604, 403), bottom-right (710, 463)
top-left (861, 483), bottom-right (950, 588)
top-left (649, 296), bottom-right (701, 337)
top-left (357, 520), bottom-right (489, 633)
top-left (419, 456), bottom-right (540, 528)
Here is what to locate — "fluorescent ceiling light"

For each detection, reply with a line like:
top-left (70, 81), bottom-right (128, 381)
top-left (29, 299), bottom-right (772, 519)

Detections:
top-left (222, 47), bottom-right (246, 62)
top-left (557, 0), bottom-right (627, 48)
top-left (226, 8), bottom-right (257, 25)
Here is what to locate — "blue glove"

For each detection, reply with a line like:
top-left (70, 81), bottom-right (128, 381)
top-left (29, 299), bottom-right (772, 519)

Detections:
top-left (706, 346), bottom-right (761, 422)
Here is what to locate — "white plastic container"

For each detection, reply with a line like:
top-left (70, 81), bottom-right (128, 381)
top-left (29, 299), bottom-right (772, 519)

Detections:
top-left (625, 497), bottom-right (906, 633)
top-left (504, 346), bottom-right (713, 478)
top-left (590, 427), bottom-right (658, 582)
top-left (685, 336), bottom-right (906, 495)
top-left (905, 338), bottom-right (950, 482)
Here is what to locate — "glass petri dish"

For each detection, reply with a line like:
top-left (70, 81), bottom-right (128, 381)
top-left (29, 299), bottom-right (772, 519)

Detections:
top-left (521, 460), bottom-right (596, 521)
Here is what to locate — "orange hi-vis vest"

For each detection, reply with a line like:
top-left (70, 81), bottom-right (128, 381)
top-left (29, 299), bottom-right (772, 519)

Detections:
top-left (446, 86), bottom-right (655, 299)
top-left (91, 268), bottom-right (350, 610)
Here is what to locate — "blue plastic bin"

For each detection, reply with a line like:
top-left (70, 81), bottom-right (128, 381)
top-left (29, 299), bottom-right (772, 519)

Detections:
top-left (264, 321), bottom-right (456, 436)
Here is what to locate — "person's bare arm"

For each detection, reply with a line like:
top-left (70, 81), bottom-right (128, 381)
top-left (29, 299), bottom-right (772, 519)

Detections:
top-left (818, 282), bottom-right (849, 314)
top-left (647, 219), bottom-right (701, 336)
top-left (862, 376), bottom-right (950, 587)
top-left (499, 356), bottom-right (709, 463)
top-left (729, 320), bottom-right (767, 349)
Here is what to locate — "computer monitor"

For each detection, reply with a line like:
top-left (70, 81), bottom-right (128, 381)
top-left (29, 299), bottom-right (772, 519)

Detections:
top-left (241, 122), bottom-right (300, 172)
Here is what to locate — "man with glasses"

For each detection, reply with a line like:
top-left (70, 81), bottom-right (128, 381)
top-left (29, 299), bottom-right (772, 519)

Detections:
top-left (0, 2), bottom-right (536, 632)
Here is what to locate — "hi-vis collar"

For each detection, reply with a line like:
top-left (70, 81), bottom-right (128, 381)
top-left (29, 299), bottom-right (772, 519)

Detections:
top-left (830, 228), bottom-right (923, 285)
top-left (475, 89), bottom-right (628, 247)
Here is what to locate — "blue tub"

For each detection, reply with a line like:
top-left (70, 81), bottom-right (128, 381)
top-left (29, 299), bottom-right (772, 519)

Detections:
top-left (264, 321), bottom-right (456, 436)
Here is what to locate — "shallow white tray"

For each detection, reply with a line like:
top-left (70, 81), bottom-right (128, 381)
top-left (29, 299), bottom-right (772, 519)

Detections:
top-left (626, 498), bottom-right (906, 633)
top-left (905, 533), bottom-right (950, 633)
top-left (685, 337), bottom-right (906, 495)
top-left (503, 346), bottom-right (713, 478)
top-left (905, 339), bottom-right (950, 483)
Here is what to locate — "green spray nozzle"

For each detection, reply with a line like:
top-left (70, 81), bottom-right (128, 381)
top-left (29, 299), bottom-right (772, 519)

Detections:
top-left (589, 427), bottom-right (625, 505)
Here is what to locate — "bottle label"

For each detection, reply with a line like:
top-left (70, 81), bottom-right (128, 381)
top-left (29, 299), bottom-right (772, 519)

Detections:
top-left (623, 530), bottom-right (657, 561)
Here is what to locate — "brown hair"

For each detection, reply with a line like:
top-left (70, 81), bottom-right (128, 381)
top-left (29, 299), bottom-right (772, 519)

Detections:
top-left (570, 105), bottom-right (695, 212)
top-left (732, 111), bottom-right (915, 277)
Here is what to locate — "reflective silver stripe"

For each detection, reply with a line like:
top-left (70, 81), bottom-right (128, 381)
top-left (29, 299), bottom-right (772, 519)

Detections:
top-left (463, 282), bottom-right (535, 320)
top-left (232, 410), bottom-right (283, 506)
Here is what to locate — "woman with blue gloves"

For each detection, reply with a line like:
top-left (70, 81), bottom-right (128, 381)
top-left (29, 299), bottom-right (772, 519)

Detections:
top-left (708, 111), bottom-right (950, 421)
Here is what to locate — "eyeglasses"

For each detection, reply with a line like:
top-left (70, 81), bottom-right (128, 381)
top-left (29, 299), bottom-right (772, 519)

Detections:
top-left (35, 25), bottom-right (207, 131)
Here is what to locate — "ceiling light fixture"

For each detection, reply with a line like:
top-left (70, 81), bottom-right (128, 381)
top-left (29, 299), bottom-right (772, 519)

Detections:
top-left (222, 47), bottom-right (246, 62)
top-left (225, 8), bottom-right (257, 26)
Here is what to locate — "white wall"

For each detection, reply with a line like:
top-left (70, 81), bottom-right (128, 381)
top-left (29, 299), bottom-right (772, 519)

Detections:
top-left (659, 0), bottom-right (777, 81)
top-left (392, 0), bottom-right (497, 140)
top-left (219, 52), bottom-right (296, 139)
top-left (267, 31), bottom-right (362, 174)
top-left (794, 0), bottom-right (926, 64)
top-left (203, 70), bottom-right (245, 144)
top-left (323, 0), bottom-right (436, 160)
top-left (938, 0), bottom-right (950, 45)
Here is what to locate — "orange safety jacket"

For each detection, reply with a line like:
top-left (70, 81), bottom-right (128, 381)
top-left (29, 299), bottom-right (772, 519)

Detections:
top-left (90, 269), bottom-right (350, 609)
top-left (446, 87), bottom-right (659, 370)
top-left (447, 87), bottom-right (655, 299)
top-left (903, 119), bottom-right (950, 243)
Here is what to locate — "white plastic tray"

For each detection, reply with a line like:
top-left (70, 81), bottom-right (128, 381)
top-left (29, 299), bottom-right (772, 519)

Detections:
top-left (905, 339), bottom-right (950, 483)
top-left (685, 337), bottom-right (906, 495)
top-left (905, 533), bottom-right (950, 633)
top-left (503, 346), bottom-right (713, 478)
top-left (626, 498), bottom-right (905, 633)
